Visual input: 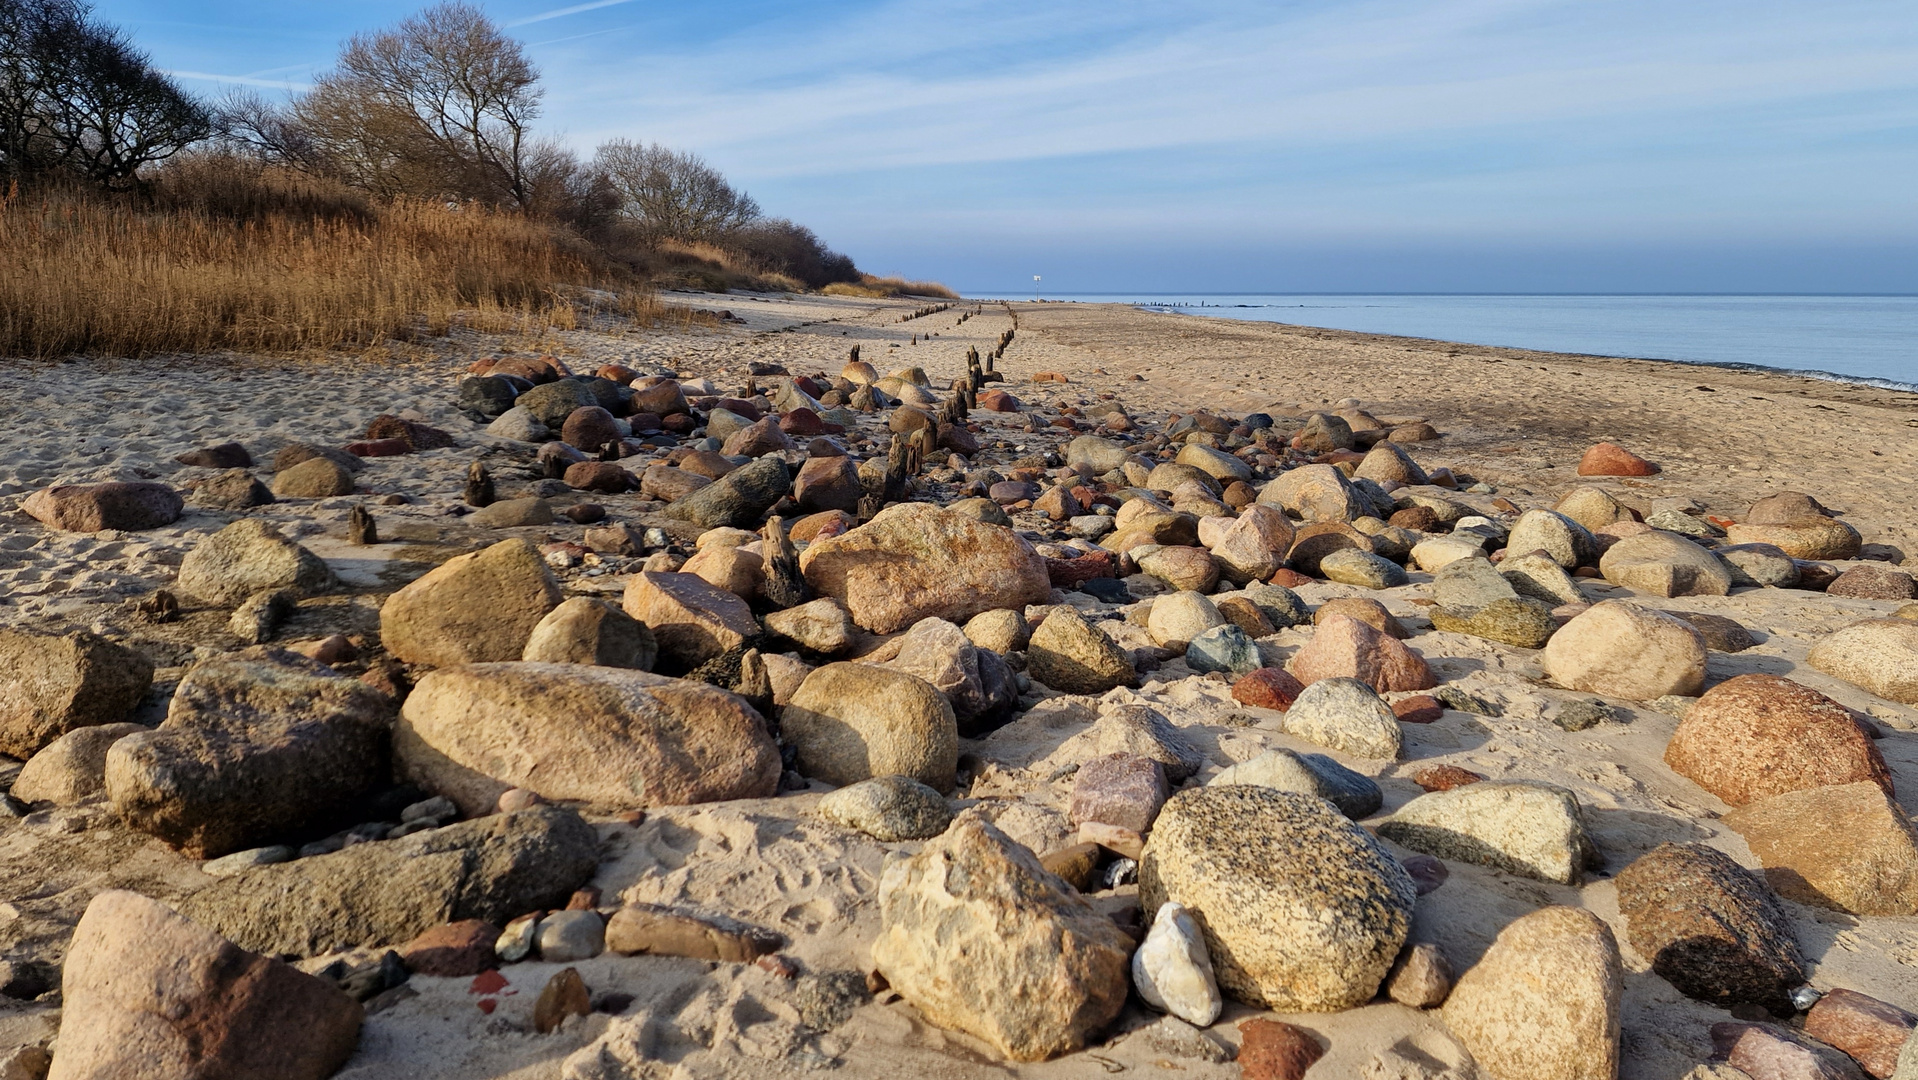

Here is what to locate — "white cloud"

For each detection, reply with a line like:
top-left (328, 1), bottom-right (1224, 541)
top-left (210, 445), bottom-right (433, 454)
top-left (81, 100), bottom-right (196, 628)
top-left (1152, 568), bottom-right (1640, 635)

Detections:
top-left (163, 70), bottom-right (316, 91)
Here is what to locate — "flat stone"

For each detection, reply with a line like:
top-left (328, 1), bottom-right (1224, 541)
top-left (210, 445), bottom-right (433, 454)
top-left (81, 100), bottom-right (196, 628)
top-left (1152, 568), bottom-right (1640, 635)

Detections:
top-left (1712, 1022), bottom-right (1868, 1080)
top-left (620, 572), bottom-right (761, 670)
top-left (1599, 532), bottom-right (1733, 597)
top-left (1805, 989), bottom-right (1916, 1078)
top-left (395, 662), bottom-right (779, 816)
top-left (22, 481), bottom-right (183, 531)
top-left (604, 903), bottom-right (781, 962)
top-left (1380, 780), bottom-right (1594, 885)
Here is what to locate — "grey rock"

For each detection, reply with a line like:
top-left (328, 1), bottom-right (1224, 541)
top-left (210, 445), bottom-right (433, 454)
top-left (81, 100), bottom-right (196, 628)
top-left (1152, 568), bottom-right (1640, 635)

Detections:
top-left (1506, 509), bottom-right (1599, 569)
top-left (516, 380), bottom-right (599, 429)
top-left (1242, 583), bottom-right (1308, 629)
top-left (1184, 624), bottom-right (1261, 675)
top-left (1283, 677), bottom-right (1402, 759)
top-left (1089, 704), bottom-right (1206, 784)
top-left (662, 456), bottom-right (791, 529)
top-left (1139, 786), bottom-right (1416, 1010)
top-left (1499, 552), bottom-right (1587, 605)
top-left (178, 806), bottom-right (600, 956)
top-left (1554, 699), bottom-right (1616, 731)
top-left (1381, 780), bottom-right (1596, 885)
top-left (538, 910), bottom-right (605, 962)
top-left (202, 845), bottom-right (296, 877)
top-left (817, 775), bottom-right (953, 841)
top-left (1718, 543), bottom-right (1801, 588)
top-left (1431, 556), bottom-right (1517, 615)
top-left (484, 407), bottom-right (549, 443)
top-left (1209, 747), bottom-right (1383, 818)
top-left (105, 649), bottom-right (394, 858)
top-left (1319, 548), bottom-right (1409, 590)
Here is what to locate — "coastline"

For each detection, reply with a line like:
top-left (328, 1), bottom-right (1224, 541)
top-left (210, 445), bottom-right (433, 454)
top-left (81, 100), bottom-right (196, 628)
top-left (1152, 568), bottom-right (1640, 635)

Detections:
top-left (0, 292), bottom-right (1914, 1078)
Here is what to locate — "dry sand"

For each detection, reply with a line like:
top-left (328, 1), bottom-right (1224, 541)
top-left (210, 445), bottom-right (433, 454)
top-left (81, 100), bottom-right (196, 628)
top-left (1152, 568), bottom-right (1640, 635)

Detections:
top-left (1, 293), bottom-right (1915, 1079)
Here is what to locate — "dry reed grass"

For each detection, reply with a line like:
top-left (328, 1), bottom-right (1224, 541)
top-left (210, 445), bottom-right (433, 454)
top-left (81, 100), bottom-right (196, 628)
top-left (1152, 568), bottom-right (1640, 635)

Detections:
top-left (823, 275), bottom-right (958, 299)
top-left (0, 179), bottom-right (677, 359)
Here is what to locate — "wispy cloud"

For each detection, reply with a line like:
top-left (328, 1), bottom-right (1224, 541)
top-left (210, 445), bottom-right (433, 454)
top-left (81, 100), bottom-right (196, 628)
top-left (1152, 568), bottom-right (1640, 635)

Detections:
top-left (507, 0), bottom-right (639, 28)
top-left (163, 69), bottom-right (316, 91)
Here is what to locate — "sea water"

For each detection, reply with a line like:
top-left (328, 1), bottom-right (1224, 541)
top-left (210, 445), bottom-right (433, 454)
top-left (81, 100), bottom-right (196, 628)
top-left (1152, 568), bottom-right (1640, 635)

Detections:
top-left (1054, 294), bottom-right (1918, 391)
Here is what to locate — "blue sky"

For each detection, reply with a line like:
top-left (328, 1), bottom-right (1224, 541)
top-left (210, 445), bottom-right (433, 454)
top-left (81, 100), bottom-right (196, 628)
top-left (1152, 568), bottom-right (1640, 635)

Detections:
top-left (99, 0), bottom-right (1918, 293)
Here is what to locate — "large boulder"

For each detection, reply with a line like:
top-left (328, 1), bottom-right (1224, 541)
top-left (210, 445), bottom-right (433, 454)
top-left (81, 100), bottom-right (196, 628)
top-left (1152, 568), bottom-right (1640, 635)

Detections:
top-left (21, 481), bottom-right (182, 532)
top-left (11, 722), bottom-right (145, 804)
top-left (1287, 613), bottom-right (1434, 693)
top-left (660, 455), bottom-right (791, 529)
top-left (379, 539), bottom-right (562, 668)
top-left (1542, 600), bottom-right (1706, 700)
top-left (1808, 619), bottom-right (1918, 704)
top-left (1027, 606), bottom-right (1137, 695)
top-left (0, 630), bottom-right (154, 758)
top-left (620, 572), bottom-right (761, 670)
top-left (178, 806), bottom-right (599, 956)
top-left (1722, 782), bottom-right (1918, 916)
top-left (782, 663), bottom-right (958, 793)
top-left (1614, 843), bottom-right (1803, 1013)
top-left (515, 379), bottom-right (598, 428)
top-left (1598, 532), bottom-right (1733, 597)
top-left (1379, 781), bottom-right (1594, 885)
top-left (50, 891), bottom-right (361, 1080)
top-left (104, 649), bottom-right (393, 858)
top-left (800, 503), bottom-right (1051, 633)
top-left (396, 663), bottom-right (778, 816)
top-left (175, 518), bottom-right (338, 605)
top-left (1663, 674), bottom-right (1892, 806)
top-left (1442, 906), bottom-right (1623, 1080)
top-left (871, 812), bottom-right (1134, 1061)
top-left (1138, 787), bottom-right (1415, 1011)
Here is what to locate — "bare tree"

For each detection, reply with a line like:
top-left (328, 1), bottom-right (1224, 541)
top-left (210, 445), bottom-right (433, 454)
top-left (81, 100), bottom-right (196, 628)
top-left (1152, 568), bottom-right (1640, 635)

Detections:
top-left (1, 0), bottom-right (208, 189)
top-left (594, 139), bottom-right (760, 242)
top-left (327, 2), bottom-right (541, 207)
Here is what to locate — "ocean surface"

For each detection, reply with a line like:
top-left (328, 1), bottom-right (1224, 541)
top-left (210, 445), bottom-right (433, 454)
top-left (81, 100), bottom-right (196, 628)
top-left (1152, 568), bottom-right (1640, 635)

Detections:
top-left (1053, 294), bottom-right (1918, 391)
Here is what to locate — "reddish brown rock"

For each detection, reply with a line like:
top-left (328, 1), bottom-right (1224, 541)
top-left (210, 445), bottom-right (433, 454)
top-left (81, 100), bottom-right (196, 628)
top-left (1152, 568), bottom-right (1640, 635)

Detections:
top-left (1047, 550), bottom-right (1118, 588)
top-left (620, 572), bottom-right (761, 669)
top-left (21, 481), bottom-right (183, 532)
top-left (1068, 753), bottom-right (1169, 834)
top-left (1712, 1022), bottom-right (1869, 1080)
top-left (52, 890), bottom-right (362, 1080)
top-left (1269, 567), bottom-right (1314, 588)
top-left (1389, 506), bottom-right (1441, 532)
top-left (1828, 565), bottom-right (1918, 601)
top-left (1237, 1019), bottom-right (1325, 1080)
top-left (1614, 843), bottom-right (1802, 1013)
top-left (365, 413), bottom-right (455, 450)
top-left (1232, 668), bottom-right (1304, 711)
top-left (640, 464), bottom-right (712, 502)
top-left (344, 437), bottom-right (411, 457)
top-left (1288, 614), bottom-right (1435, 693)
top-left (559, 406), bottom-right (621, 451)
top-left (1664, 674), bottom-right (1892, 807)
top-left (720, 416), bottom-right (795, 458)
top-left (1576, 442), bottom-right (1659, 477)
top-left (978, 389), bottom-right (1021, 412)
top-left (400, 919), bottom-right (501, 976)
top-left (1804, 989), bottom-right (1915, 1078)
top-left (562, 461), bottom-right (633, 493)
top-left (794, 456), bottom-right (862, 514)
top-left (1392, 695), bottom-right (1444, 724)
top-left (790, 510), bottom-right (855, 544)
top-left (1413, 764), bottom-right (1484, 792)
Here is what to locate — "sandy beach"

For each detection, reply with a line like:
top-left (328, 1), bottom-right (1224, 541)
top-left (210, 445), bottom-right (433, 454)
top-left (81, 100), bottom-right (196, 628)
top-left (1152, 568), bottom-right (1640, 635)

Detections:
top-left (2, 293), bottom-right (1916, 1080)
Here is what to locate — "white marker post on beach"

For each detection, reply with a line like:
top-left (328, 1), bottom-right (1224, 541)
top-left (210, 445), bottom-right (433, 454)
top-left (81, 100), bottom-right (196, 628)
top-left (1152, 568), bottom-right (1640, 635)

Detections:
top-left (1033, 274), bottom-right (1041, 301)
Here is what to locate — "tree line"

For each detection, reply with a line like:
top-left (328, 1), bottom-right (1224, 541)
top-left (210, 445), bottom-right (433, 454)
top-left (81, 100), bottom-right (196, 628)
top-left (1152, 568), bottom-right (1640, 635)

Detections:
top-left (0, 0), bottom-right (861, 289)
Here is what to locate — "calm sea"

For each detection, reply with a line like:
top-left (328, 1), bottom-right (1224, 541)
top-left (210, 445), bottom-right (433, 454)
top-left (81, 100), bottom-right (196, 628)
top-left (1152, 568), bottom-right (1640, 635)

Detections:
top-left (1051, 294), bottom-right (1918, 391)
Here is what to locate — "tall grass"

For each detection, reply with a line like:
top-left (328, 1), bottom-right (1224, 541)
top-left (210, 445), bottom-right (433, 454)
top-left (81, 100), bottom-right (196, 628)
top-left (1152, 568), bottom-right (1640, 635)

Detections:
top-left (0, 176), bottom-right (655, 359)
top-left (823, 275), bottom-right (958, 300)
